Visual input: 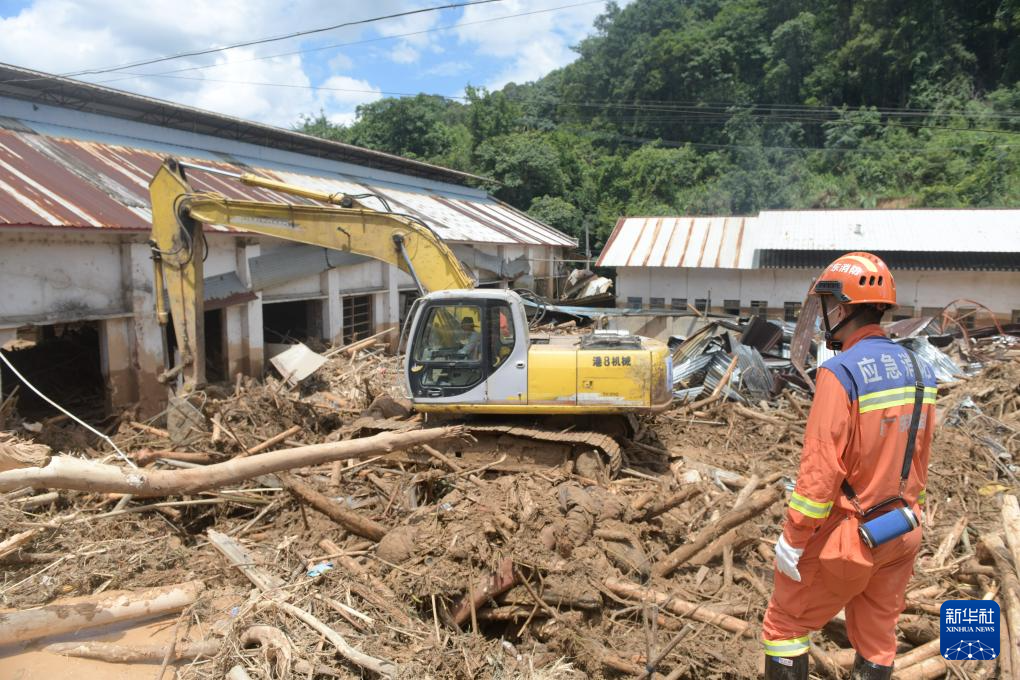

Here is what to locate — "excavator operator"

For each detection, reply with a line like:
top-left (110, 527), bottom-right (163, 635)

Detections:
top-left (761, 252), bottom-right (937, 679)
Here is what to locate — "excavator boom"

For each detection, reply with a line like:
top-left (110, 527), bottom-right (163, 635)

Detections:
top-left (149, 157), bottom-right (473, 390)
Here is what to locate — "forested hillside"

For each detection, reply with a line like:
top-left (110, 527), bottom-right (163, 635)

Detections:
top-left (297, 0), bottom-right (1020, 248)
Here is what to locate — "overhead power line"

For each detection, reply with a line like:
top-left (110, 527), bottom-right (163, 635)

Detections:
top-left (95, 70), bottom-right (1020, 136)
top-left (33, 0), bottom-right (508, 79)
top-left (97, 0), bottom-right (605, 82)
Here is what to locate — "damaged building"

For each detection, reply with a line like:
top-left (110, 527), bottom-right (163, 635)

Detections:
top-left (0, 63), bottom-right (576, 418)
top-left (599, 211), bottom-right (1020, 331)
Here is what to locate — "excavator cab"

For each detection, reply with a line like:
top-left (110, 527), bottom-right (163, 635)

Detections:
top-left (405, 290), bottom-right (528, 406)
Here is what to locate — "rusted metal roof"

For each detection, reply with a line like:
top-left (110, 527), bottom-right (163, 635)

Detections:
top-left (0, 126), bottom-right (575, 247)
top-left (0, 62), bottom-right (485, 187)
top-left (596, 216), bottom-right (752, 268)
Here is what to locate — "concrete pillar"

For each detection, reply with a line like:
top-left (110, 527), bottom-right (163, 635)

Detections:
top-left (321, 268), bottom-right (343, 345)
top-left (99, 317), bottom-right (135, 412)
top-left (127, 243), bottom-right (168, 417)
top-left (376, 265), bottom-right (400, 351)
top-left (237, 244), bottom-right (264, 375)
top-left (224, 305), bottom-right (245, 380)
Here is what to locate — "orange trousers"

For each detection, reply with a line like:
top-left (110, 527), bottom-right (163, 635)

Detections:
top-left (762, 516), bottom-right (922, 665)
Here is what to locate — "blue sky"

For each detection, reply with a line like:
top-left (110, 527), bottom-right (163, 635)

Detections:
top-left (0, 0), bottom-right (625, 127)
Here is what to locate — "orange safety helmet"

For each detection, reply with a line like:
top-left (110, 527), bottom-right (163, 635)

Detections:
top-left (811, 252), bottom-right (896, 350)
top-left (810, 252), bottom-right (896, 307)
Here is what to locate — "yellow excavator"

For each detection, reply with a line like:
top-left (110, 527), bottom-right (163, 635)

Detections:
top-left (149, 157), bottom-right (672, 471)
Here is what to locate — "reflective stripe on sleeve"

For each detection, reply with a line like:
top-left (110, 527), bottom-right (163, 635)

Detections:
top-left (918, 489), bottom-right (926, 505)
top-left (763, 636), bottom-right (811, 657)
top-left (858, 386), bottom-right (937, 414)
top-left (789, 492), bottom-right (833, 520)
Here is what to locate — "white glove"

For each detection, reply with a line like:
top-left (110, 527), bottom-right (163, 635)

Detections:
top-left (775, 534), bottom-right (804, 582)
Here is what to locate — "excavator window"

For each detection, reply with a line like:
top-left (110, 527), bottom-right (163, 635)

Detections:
top-left (408, 300), bottom-right (518, 398)
top-left (489, 305), bottom-right (515, 368)
top-left (414, 304), bottom-right (484, 389)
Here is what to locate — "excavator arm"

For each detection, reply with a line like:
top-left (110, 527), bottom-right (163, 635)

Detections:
top-left (149, 157), bottom-right (474, 391)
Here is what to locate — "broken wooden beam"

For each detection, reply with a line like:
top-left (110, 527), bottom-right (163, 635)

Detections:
top-left (280, 472), bottom-right (388, 542)
top-left (0, 426), bottom-right (463, 496)
top-left (0, 580), bottom-right (204, 646)
top-left (653, 484), bottom-right (783, 577)
top-left (603, 577), bottom-right (752, 637)
top-left (43, 640), bottom-right (220, 663)
top-left (449, 557), bottom-right (517, 627)
top-left (242, 424), bottom-right (302, 457)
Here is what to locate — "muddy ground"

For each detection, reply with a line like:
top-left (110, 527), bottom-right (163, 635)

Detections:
top-left (0, 335), bottom-right (1017, 679)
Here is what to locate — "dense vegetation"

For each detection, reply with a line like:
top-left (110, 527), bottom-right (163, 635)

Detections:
top-left (297, 0), bottom-right (1020, 248)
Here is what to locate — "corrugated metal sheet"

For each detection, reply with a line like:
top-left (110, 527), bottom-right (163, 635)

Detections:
top-left (0, 125), bottom-right (575, 247)
top-left (756, 210), bottom-right (1020, 253)
top-left (596, 216), bottom-right (753, 268)
top-left (598, 209), bottom-right (1020, 270)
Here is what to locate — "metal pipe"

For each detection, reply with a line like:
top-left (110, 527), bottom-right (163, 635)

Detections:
top-left (393, 234), bottom-right (426, 296)
top-left (176, 161), bottom-right (243, 179)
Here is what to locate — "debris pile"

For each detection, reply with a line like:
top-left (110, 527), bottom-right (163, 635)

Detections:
top-left (0, 323), bottom-right (1017, 679)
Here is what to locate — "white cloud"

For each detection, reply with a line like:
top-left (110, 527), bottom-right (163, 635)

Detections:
top-left (455, 0), bottom-right (630, 88)
top-left (327, 52), bottom-right (354, 72)
top-left (0, 0), bottom-right (401, 126)
top-left (390, 42), bottom-right (420, 64)
top-left (426, 61), bottom-right (471, 77)
top-left (0, 0), bottom-right (634, 126)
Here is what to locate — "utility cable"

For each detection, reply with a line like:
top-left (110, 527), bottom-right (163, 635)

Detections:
top-left (3, 0), bottom-right (506, 82)
top-left (96, 0), bottom-right (605, 83)
top-left (0, 348), bottom-right (136, 467)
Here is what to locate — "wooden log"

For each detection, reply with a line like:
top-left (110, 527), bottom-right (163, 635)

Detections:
top-left (603, 577), bottom-right (752, 637)
top-left (931, 515), bottom-right (968, 568)
top-left (641, 484), bottom-right (703, 520)
top-left (731, 403), bottom-right (786, 426)
top-left (892, 638), bottom-right (941, 670)
top-left (892, 656), bottom-right (949, 680)
top-left (325, 327), bottom-right (396, 357)
top-left (208, 530), bottom-right (285, 593)
top-left (279, 472), bottom-right (387, 542)
top-left (653, 484), bottom-right (783, 577)
top-left (980, 533), bottom-right (1020, 679)
top-left (0, 426), bottom-right (463, 496)
top-left (449, 557), bottom-right (517, 627)
top-left (43, 640), bottom-right (220, 663)
top-left (129, 421), bottom-right (170, 438)
top-left (688, 525), bottom-right (757, 567)
top-left (242, 424), bottom-right (302, 457)
top-left (0, 435), bottom-right (50, 472)
top-left (0, 580), bottom-right (204, 646)
top-left (0, 528), bottom-right (37, 560)
top-left (1003, 495), bottom-right (1020, 572)
top-left (13, 491), bottom-right (58, 510)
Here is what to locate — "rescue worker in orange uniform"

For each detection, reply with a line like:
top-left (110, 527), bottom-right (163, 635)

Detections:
top-left (762, 253), bottom-right (937, 679)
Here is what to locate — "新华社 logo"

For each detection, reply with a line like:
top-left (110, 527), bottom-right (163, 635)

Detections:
top-left (940, 600), bottom-right (1000, 661)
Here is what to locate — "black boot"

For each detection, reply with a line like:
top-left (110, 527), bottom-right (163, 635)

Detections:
top-left (764, 654), bottom-right (808, 679)
top-left (850, 653), bottom-right (893, 679)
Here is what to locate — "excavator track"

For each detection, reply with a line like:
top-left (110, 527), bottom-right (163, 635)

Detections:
top-left (346, 416), bottom-right (627, 478)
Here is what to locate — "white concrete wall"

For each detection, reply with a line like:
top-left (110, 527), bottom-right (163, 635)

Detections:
top-left (0, 230), bottom-right (129, 324)
top-left (616, 267), bottom-right (1020, 319)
